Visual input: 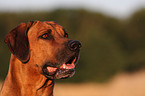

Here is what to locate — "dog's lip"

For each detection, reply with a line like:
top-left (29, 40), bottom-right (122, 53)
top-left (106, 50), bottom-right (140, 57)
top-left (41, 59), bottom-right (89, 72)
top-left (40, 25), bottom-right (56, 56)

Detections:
top-left (43, 56), bottom-right (78, 77)
top-left (46, 57), bottom-right (76, 74)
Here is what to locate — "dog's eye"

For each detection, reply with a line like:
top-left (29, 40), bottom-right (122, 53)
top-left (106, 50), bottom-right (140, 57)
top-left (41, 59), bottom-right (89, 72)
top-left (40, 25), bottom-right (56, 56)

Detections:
top-left (41, 33), bottom-right (48, 39)
top-left (39, 29), bottom-right (53, 40)
top-left (64, 32), bottom-right (68, 38)
top-left (40, 33), bottom-right (50, 39)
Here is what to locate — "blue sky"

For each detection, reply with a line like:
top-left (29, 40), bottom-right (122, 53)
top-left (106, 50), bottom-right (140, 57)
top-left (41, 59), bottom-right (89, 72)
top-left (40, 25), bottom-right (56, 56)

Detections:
top-left (0, 0), bottom-right (145, 18)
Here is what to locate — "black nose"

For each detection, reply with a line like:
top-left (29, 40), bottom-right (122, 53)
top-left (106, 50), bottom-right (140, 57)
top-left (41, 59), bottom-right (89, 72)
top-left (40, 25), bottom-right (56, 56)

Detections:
top-left (68, 40), bottom-right (82, 51)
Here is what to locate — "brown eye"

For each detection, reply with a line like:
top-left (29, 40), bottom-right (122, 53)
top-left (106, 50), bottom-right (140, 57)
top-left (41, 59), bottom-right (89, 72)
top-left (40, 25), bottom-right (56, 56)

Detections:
top-left (40, 33), bottom-right (53, 40)
top-left (64, 32), bottom-right (68, 38)
top-left (41, 33), bottom-right (48, 39)
top-left (39, 29), bottom-right (53, 40)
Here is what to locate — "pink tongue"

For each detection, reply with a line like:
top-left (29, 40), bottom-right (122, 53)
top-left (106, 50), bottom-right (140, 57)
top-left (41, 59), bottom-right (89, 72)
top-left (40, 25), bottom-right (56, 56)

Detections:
top-left (46, 57), bottom-right (76, 74)
top-left (59, 57), bottom-right (76, 69)
top-left (47, 67), bottom-right (57, 75)
top-left (60, 63), bottom-right (75, 69)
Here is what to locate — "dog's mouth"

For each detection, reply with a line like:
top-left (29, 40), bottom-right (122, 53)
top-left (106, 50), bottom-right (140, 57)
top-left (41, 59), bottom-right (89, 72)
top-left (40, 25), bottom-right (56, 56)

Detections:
top-left (42, 55), bottom-right (79, 79)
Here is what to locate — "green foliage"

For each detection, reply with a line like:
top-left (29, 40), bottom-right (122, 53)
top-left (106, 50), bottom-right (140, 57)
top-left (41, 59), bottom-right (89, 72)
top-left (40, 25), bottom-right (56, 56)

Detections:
top-left (0, 9), bottom-right (145, 82)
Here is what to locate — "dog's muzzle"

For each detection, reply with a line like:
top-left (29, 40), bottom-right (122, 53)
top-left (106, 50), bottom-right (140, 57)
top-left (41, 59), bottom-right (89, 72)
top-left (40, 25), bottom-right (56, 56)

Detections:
top-left (42, 40), bottom-right (81, 80)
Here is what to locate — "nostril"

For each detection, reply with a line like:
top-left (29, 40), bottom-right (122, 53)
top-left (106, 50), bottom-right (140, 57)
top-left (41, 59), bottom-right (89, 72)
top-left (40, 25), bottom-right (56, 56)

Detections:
top-left (68, 40), bottom-right (82, 51)
top-left (70, 42), bottom-right (78, 50)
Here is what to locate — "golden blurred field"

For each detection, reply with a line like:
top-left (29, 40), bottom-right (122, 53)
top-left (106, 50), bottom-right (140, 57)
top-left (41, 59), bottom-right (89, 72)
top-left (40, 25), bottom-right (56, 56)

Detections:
top-left (1, 70), bottom-right (145, 96)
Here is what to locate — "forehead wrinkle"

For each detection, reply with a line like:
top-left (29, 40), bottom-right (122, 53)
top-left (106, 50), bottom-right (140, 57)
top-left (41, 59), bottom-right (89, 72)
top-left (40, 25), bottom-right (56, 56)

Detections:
top-left (48, 23), bottom-right (58, 33)
top-left (36, 23), bottom-right (53, 36)
top-left (47, 23), bottom-right (64, 37)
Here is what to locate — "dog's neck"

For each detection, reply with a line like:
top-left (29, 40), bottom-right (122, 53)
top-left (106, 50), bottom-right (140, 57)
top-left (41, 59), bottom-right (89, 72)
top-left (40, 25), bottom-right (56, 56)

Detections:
top-left (1, 54), bottom-right (54, 96)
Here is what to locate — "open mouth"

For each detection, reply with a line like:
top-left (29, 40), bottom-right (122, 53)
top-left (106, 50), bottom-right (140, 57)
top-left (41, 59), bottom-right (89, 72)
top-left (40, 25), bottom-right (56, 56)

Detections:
top-left (42, 55), bottom-right (79, 79)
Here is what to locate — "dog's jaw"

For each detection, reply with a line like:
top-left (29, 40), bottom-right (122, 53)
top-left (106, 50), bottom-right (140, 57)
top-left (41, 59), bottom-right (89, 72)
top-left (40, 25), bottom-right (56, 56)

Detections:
top-left (42, 55), bottom-right (79, 79)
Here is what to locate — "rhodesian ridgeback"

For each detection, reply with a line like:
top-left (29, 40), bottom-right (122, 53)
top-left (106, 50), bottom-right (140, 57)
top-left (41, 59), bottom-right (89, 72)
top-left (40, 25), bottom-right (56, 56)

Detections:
top-left (0, 21), bottom-right (81, 96)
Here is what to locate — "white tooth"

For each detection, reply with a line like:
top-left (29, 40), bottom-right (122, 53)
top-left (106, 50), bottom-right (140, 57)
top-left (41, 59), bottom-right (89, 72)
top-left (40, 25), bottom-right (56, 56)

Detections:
top-left (63, 64), bottom-right (66, 69)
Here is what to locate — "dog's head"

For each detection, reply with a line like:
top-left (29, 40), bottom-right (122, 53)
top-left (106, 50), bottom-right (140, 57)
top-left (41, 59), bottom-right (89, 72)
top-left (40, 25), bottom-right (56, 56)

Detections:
top-left (4, 21), bottom-right (81, 79)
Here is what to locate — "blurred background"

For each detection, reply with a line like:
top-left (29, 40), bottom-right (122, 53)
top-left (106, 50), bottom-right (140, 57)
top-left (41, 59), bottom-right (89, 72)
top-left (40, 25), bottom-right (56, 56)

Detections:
top-left (1, 0), bottom-right (145, 96)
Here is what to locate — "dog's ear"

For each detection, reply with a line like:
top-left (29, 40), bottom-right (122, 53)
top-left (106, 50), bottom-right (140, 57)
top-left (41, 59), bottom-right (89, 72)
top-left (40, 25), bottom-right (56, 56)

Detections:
top-left (4, 21), bottom-right (35, 63)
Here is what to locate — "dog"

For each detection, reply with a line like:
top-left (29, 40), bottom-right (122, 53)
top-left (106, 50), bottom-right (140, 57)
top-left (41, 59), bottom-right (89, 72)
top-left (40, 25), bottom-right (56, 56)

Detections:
top-left (0, 21), bottom-right (81, 96)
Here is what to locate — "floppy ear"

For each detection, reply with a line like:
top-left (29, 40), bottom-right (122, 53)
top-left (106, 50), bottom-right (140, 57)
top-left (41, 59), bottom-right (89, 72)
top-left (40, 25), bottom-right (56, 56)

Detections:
top-left (4, 21), bottom-right (35, 63)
